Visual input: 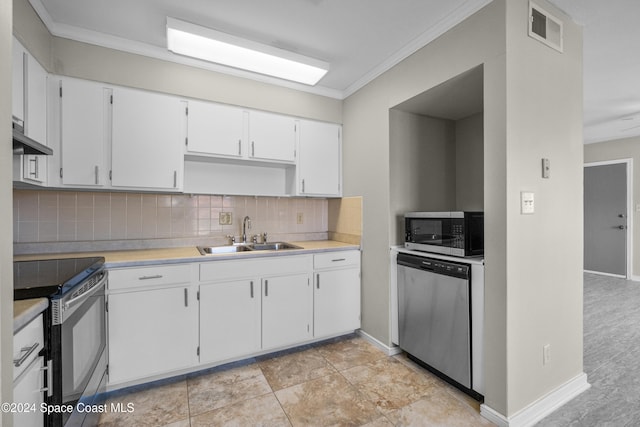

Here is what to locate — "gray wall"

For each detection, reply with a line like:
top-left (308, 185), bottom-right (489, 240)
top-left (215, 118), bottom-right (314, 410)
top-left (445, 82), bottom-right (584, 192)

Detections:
top-left (456, 112), bottom-right (484, 211)
top-left (585, 136), bottom-right (640, 277)
top-left (344, 0), bottom-right (583, 417)
top-left (2, 0), bottom-right (13, 424)
top-left (389, 109), bottom-right (456, 245)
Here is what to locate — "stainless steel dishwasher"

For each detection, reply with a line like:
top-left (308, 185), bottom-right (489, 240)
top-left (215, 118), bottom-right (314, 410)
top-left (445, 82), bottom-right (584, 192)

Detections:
top-left (397, 252), bottom-right (479, 399)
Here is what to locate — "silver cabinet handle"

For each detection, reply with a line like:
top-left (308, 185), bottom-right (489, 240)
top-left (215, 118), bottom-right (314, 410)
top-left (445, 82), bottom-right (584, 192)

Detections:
top-left (238, 140), bottom-right (242, 156)
top-left (14, 343), bottom-right (39, 367)
top-left (332, 258), bottom-right (346, 262)
top-left (95, 165), bottom-right (99, 185)
top-left (265, 279), bottom-right (268, 297)
top-left (173, 170), bottom-right (177, 188)
top-left (251, 141), bottom-right (255, 157)
top-left (184, 288), bottom-right (188, 307)
top-left (40, 365), bottom-right (49, 393)
top-left (138, 275), bottom-right (163, 280)
top-left (29, 157), bottom-right (38, 176)
top-left (302, 179), bottom-right (305, 193)
top-left (316, 273), bottom-right (320, 289)
top-left (250, 281), bottom-right (254, 298)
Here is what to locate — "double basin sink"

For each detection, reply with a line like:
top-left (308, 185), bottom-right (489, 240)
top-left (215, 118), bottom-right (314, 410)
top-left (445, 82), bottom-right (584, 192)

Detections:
top-left (197, 242), bottom-right (302, 255)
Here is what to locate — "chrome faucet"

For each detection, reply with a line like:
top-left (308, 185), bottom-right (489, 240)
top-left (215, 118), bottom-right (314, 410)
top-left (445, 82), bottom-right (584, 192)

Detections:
top-left (242, 216), bottom-right (252, 243)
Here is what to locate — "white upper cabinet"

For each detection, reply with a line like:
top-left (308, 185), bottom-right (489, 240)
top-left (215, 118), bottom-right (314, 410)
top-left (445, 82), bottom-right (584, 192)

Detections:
top-left (12, 39), bottom-right (49, 186)
top-left (111, 87), bottom-right (185, 191)
top-left (12, 38), bottom-right (25, 123)
top-left (58, 77), bottom-right (110, 187)
top-left (297, 120), bottom-right (342, 197)
top-left (249, 110), bottom-right (296, 163)
top-left (186, 100), bottom-right (246, 158)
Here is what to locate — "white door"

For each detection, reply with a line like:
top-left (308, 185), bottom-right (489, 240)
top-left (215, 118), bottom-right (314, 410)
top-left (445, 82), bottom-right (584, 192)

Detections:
top-left (111, 87), bottom-right (184, 191)
top-left (248, 111), bottom-right (296, 162)
top-left (199, 280), bottom-right (261, 364)
top-left (59, 77), bottom-right (109, 187)
top-left (108, 286), bottom-right (198, 384)
top-left (262, 274), bottom-right (312, 349)
top-left (298, 120), bottom-right (341, 196)
top-left (584, 161), bottom-right (629, 277)
top-left (314, 268), bottom-right (361, 338)
top-left (186, 100), bottom-right (245, 158)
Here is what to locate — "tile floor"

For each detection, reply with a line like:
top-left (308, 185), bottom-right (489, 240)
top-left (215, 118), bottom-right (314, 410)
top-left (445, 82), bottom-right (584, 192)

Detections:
top-left (98, 335), bottom-right (494, 426)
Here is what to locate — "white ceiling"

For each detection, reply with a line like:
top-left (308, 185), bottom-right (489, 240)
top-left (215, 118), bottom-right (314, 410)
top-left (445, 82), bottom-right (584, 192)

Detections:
top-left (28, 0), bottom-right (640, 144)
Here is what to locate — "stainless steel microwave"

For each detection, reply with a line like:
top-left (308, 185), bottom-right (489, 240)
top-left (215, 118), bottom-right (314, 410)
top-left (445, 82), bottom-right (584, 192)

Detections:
top-left (404, 211), bottom-right (484, 257)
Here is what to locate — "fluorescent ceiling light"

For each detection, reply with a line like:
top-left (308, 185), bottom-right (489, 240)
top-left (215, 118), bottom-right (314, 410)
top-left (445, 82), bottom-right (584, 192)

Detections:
top-left (166, 17), bottom-right (329, 86)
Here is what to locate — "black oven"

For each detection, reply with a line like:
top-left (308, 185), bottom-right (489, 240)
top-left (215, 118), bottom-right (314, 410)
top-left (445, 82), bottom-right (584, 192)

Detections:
top-left (14, 257), bottom-right (108, 427)
top-left (405, 211), bottom-right (484, 257)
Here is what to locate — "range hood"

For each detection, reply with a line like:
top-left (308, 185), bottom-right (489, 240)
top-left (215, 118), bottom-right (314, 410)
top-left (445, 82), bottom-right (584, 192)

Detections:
top-left (12, 119), bottom-right (53, 156)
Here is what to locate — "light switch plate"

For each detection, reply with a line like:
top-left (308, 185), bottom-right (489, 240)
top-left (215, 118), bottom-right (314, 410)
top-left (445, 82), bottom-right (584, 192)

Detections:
top-left (542, 158), bottom-right (550, 178)
top-left (521, 192), bottom-right (535, 214)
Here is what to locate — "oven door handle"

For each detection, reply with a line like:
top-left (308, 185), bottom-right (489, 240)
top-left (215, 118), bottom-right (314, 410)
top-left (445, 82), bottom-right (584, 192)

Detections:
top-left (63, 272), bottom-right (108, 311)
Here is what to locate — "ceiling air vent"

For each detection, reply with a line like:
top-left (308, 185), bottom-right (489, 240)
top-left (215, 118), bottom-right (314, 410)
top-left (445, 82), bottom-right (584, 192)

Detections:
top-left (528, 2), bottom-right (563, 53)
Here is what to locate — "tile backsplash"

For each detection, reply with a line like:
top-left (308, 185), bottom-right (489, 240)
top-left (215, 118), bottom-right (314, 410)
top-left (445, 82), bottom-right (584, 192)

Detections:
top-left (13, 190), bottom-right (328, 250)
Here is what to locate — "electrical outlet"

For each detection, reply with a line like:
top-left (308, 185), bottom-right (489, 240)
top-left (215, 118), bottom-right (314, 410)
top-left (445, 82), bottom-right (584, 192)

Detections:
top-left (297, 212), bottom-right (304, 224)
top-left (219, 212), bottom-right (232, 225)
top-left (543, 344), bottom-right (551, 366)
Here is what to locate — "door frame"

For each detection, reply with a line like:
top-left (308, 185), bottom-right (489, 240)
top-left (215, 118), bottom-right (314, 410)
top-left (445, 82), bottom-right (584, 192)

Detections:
top-left (584, 158), bottom-right (633, 279)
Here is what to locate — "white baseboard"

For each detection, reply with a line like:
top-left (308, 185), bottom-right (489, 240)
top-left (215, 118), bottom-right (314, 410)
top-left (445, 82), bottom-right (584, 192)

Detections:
top-left (480, 373), bottom-right (590, 427)
top-left (357, 329), bottom-right (402, 356)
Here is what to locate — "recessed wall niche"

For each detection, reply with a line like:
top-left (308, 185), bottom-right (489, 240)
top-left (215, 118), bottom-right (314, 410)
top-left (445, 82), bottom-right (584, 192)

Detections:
top-left (389, 65), bottom-right (484, 244)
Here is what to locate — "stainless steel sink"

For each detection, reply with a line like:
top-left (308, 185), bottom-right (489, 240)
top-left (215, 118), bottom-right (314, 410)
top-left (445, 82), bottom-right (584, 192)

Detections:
top-left (197, 242), bottom-right (301, 255)
top-left (197, 245), bottom-right (253, 255)
top-left (250, 242), bottom-right (302, 251)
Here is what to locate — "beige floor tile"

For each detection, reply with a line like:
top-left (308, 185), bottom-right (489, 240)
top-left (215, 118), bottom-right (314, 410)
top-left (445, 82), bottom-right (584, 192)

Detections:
top-left (341, 357), bottom-right (438, 414)
top-left (191, 393), bottom-right (291, 427)
top-left (385, 390), bottom-right (495, 427)
top-left (275, 373), bottom-right (381, 426)
top-left (259, 348), bottom-right (337, 391)
top-left (187, 364), bottom-right (273, 416)
top-left (316, 337), bottom-right (387, 371)
top-left (98, 380), bottom-right (189, 427)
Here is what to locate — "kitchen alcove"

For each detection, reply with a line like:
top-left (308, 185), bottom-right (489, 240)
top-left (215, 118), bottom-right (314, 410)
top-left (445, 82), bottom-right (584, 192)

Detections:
top-left (389, 65), bottom-right (484, 244)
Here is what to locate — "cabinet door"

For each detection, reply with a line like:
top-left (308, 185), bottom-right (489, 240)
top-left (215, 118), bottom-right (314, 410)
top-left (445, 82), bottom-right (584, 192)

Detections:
top-left (262, 274), bottom-right (312, 350)
top-left (314, 268), bottom-right (361, 338)
top-left (13, 356), bottom-right (45, 427)
top-left (187, 100), bottom-right (245, 158)
top-left (249, 111), bottom-right (296, 163)
top-left (59, 77), bottom-right (109, 187)
top-left (298, 120), bottom-right (341, 196)
top-left (111, 87), bottom-right (184, 191)
top-left (22, 54), bottom-right (49, 185)
top-left (12, 37), bottom-right (25, 122)
top-left (108, 286), bottom-right (198, 385)
top-left (200, 280), bottom-right (261, 364)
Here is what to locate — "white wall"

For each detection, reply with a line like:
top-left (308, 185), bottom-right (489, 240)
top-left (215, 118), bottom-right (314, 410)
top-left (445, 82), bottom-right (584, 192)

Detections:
top-left (585, 136), bottom-right (640, 277)
top-left (456, 112), bottom-right (484, 211)
top-left (1, 0), bottom-right (13, 424)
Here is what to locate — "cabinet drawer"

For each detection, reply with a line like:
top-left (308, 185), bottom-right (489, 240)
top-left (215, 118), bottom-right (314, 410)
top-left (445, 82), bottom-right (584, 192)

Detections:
top-left (314, 251), bottom-right (360, 270)
top-left (109, 264), bottom-right (192, 291)
top-left (13, 314), bottom-right (43, 380)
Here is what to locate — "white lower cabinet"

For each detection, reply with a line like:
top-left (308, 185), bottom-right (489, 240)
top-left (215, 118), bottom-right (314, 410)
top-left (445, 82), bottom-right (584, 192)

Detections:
top-left (107, 250), bottom-right (359, 387)
top-left (262, 273), bottom-right (312, 350)
top-left (108, 265), bottom-right (198, 385)
top-left (13, 314), bottom-right (45, 427)
top-left (199, 279), bottom-right (261, 364)
top-left (313, 251), bottom-right (361, 338)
